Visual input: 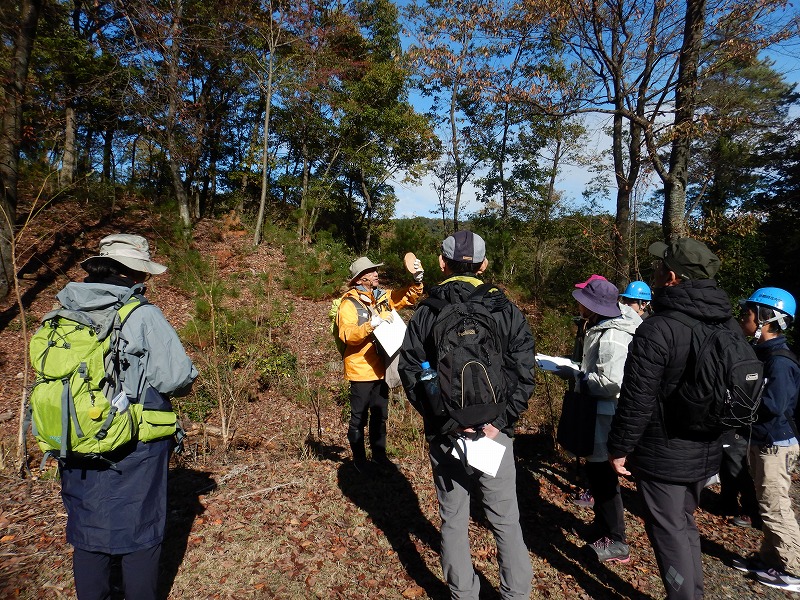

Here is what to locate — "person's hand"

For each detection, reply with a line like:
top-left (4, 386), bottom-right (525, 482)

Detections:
top-left (610, 456), bottom-right (630, 476)
top-left (370, 315), bottom-right (384, 328)
top-left (413, 259), bottom-right (424, 282)
top-left (482, 423), bottom-right (500, 439)
top-left (553, 365), bottom-right (576, 379)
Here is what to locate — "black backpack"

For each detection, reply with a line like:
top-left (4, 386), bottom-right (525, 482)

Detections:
top-left (659, 310), bottom-right (765, 438)
top-left (420, 283), bottom-right (507, 433)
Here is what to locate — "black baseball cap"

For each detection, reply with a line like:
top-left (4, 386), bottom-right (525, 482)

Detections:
top-left (649, 237), bottom-right (720, 280)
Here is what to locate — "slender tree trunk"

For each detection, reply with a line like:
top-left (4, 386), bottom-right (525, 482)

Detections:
top-left (450, 86), bottom-right (461, 233)
top-left (102, 127), bottom-right (113, 182)
top-left (0, 0), bottom-right (41, 301)
top-left (611, 110), bottom-right (631, 286)
top-left (166, 0), bottom-right (191, 228)
top-left (240, 101), bottom-right (265, 197)
top-left (360, 171), bottom-right (373, 253)
top-left (663, 0), bottom-right (706, 241)
top-left (130, 134), bottom-right (138, 184)
top-left (254, 49), bottom-right (275, 246)
top-left (60, 104), bottom-right (77, 187)
top-left (547, 138), bottom-right (561, 205)
top-left (298, 138), bottom-right (310, 243)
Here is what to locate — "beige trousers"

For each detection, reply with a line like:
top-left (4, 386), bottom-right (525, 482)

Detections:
top-left (749, 443), bottom-right (800, 575)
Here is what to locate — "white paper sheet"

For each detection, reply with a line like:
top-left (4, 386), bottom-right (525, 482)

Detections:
top-left (372, 309), bottom-right (407, 357)
top-left (451, 435), bottom-right (507, 477)
top-left (535, 353), bottom-right (580, 373)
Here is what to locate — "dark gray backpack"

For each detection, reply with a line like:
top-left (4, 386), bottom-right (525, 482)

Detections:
top-left (660, 310), bottom-right (765, 438)
top-left (420, 283), bottom-right (507, 434)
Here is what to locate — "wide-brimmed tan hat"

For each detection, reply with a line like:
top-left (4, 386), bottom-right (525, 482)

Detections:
top-left (81, 234), bottom-right (167, 275)
top-left (348, 257), bottom-right (383, 285)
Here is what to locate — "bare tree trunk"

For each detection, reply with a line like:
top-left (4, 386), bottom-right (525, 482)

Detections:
top-left (297, 139), bottom-right (310, 243)
top-left (102, 127), bottom-right (113, 182)
top-left (546, 138), bottom-right (561, 205)
top-left (254, 49), bottom-right (276, 246)
top-left (129, 134), bottom-right (139, 184)
top-left (166, 0), bottom-right (191, 228)
top-left (450, 82), bottom-right (461, 232)
top-left (611, 111), bottom-right (631, 286)
top-left (0, 0), bottom-right (40, 301)
top-left (60, 104), bottom-right (77, 187)
top-left (360, 171), bottom-right (373, 253)
top-left (663, 0), bottom-right (705, 241)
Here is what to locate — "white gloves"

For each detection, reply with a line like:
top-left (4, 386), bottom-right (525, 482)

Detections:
top-left (413, 259), bottom-right (424, 282)
top-left (370, 315), bottom-right (384, 328)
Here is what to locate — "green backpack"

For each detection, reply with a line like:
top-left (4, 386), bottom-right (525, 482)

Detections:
top-left (28, 292), bottom-right (172, 460)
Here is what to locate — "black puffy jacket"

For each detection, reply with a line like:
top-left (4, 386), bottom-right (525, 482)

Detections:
top-left (399, 276), bottom-right (536, 440)
top-left (607, 279), bottom-right (733, 483)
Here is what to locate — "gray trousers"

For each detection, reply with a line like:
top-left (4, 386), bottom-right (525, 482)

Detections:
top-left (429, 432), bottom-right (532, 600)
top-left (638, 478), bottom-right (705, 600)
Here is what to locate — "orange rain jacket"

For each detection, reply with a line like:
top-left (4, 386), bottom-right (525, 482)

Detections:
top-left (337, 283), bottom-right (423, 381)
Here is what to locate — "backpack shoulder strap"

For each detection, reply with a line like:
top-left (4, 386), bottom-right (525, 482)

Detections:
top-left (345, 296), bottom-right (363, 310)
top-left (769, 347), bottom-right (800, 366)
top-left (419, 297), bottom-right (448, 313)
top-left (336, 294), bottom-right (365, 312)
top-left (117, 294), bottom-right (148, 325)
top-left (467, 282), bottom-right (495, 301)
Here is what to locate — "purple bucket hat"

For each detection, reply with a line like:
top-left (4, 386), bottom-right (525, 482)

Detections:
top-left (572, 279), bottom-right (622, 318)
top-left (574, 274), bottom-right (607, 289)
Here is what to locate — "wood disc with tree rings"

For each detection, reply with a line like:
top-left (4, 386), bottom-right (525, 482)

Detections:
top-left (404, 252), bottom-right (418, 273)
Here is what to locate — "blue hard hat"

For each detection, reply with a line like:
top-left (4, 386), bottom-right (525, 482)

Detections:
top-left (743, 287), bottom-right (796, 319)
top-left (620, 281), bottom-right (652, 301)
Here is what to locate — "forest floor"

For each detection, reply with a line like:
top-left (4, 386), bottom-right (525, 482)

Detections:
top-left (0, 198), bottom-right (796, 599)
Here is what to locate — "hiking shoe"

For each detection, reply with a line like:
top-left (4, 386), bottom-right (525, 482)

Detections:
top-left (588, 537), bottom-right (630, 563)
top-left (731, 553), bottom-right (767, 573)
top-left (573, 490), bottom-right (595, 508)
top-left (732, 515), bottom-right (752, 528)
top-left (754, 567), bottom-right (800, 592)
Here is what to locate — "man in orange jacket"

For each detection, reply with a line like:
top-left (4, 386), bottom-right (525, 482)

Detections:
top-left (337, 256), bottom-right (423, 473)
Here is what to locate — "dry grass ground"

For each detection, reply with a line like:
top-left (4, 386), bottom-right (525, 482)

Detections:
top-left (0, 200), bottom-right (796, 599)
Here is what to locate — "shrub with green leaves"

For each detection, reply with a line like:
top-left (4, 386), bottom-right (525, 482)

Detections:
top-left (282, 230), bottom-right (352, 299)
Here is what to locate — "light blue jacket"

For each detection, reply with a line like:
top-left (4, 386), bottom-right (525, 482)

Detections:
top-left (56, 282), bottom-right (197, 402)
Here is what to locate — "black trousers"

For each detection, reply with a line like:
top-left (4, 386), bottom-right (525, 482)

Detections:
top-left (719, 431), bottom-right (760, 522)
top-left (347, 380), bottom-right (389, 462)
top-left (73, 544), bottom-right (161, 600)
top-left (638, 478), bottom-right (705, 600)
top-left (585, 460), bottom-right (626, 542)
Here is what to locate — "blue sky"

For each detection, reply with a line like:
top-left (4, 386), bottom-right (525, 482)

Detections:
top-left (391, 31), bottom-right (800, 219)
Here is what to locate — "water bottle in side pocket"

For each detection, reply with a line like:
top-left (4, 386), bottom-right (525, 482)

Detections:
top-left (419, 361), bottom-right (445, 416)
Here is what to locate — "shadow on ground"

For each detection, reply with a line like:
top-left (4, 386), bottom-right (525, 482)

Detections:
top-left (337, 461), bottom-right (450, 599)
top-left (159, 465), bottom-right (216, 599)
top-left (515, 431), bottom-right (653, 600)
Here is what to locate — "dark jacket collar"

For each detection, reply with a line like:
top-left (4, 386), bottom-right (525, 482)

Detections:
top-left (651, 279), bottom-right (732, 322)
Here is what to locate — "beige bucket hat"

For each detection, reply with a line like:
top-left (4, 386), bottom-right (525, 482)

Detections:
top-left (82, 234), bottom-right (167, 275)
top-left (348, 257), bottom-right (383, 285)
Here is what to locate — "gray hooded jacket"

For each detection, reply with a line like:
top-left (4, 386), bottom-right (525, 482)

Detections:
top-left (575, 302), bottom-right (642, 416)
top-left (56, 282), bottom-right (197, 402)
